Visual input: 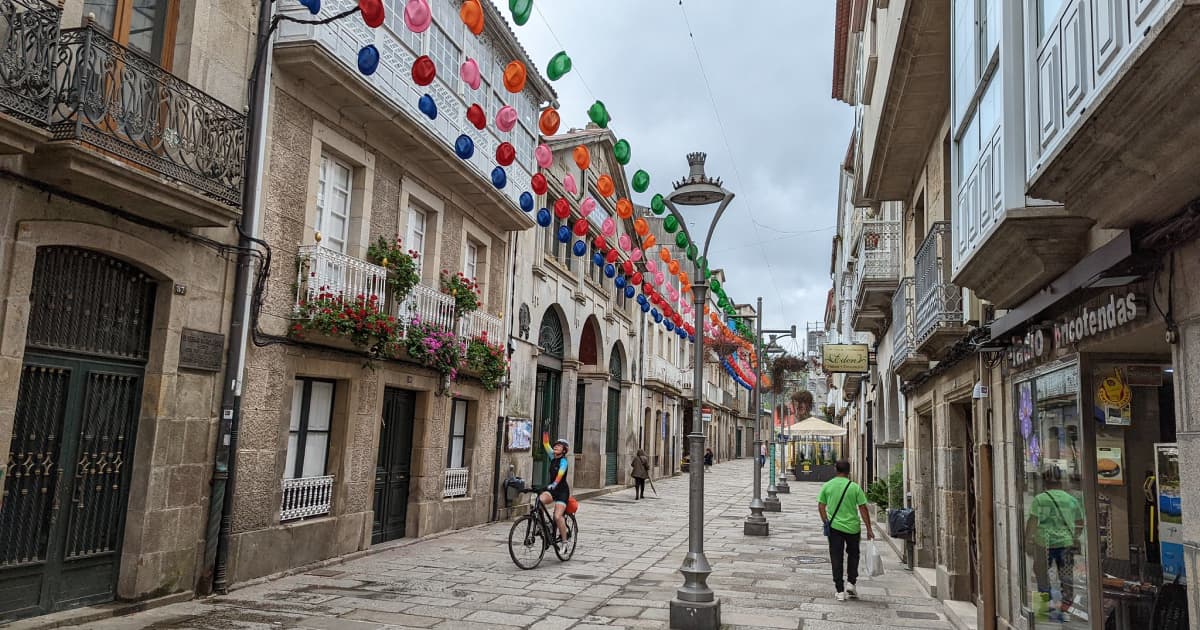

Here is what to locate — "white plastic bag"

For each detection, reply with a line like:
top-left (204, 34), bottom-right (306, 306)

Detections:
top-left (864, 541), bottom-right (885, 577)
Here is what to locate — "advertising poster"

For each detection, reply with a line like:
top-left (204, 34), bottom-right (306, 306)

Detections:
top-left (1155, 443), bottom-right (1186, 584)
top-left (1096, 445), bottom-right (1123, 486)
top-left (505, 417), bottom-right (532, 452)
top-left (1097, 367), bottom-right (1132, 426)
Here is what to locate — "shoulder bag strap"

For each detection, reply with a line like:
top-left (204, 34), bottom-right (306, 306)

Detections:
top-left (829, 479), bottom-right (852, 524)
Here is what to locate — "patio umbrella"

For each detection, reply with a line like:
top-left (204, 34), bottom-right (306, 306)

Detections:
top-left (785, 416), bottom-right (848, 437)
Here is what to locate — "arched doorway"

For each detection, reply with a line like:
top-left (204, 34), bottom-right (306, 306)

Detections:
top-left (605, 344), bottom-right (625, 486)
top-left (0, 247), bottom-right (157, 619)
top-left (534, 310), bottom-right (565, 486)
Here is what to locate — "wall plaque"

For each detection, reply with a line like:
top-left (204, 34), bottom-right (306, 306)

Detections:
top-left (822, 344), bottom-right (869, 374)
top-left (179, 328), bottom-right (225, 372)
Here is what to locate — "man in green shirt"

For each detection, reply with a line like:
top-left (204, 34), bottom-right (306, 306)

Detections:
top-left (817, 460), bottom-right (875, 601)
top-left (1024, 478), bottom-right (1084, 611)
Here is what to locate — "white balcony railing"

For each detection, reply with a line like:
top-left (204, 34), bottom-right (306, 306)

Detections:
top-left (443, 467), bottom-right (469, 498)
top-left (460, 310), bottom-right (503, 344)
top-left (915, 222), bottom-right (962, 346)
top-left (280, 475), bottom-right (334, 522)
top-left (397, 282), bottom-right (456, 331)
top-left (295, 245), bottom-right (387, 308)
top-left (891, 278), bottom-right (916, 369)
top-left (853, 220), bottom-right (901, 298)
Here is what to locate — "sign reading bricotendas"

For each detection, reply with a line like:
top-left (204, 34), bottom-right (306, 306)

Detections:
top-left (1008, 290), bottom-right (1144, 369)
top-left (822, 344), bottom-right (869, 374)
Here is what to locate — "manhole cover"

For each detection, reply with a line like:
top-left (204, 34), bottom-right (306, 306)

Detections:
top-left (567, 574), bottom-right (600, 580)
top-left (787, 555), bottom-right (830, 565)
top-left (897, 611), bottom-right (942, 620)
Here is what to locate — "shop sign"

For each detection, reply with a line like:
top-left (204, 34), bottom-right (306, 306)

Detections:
top-left (822, 344), bottom-right (869, 374)
top-left (702, 407), bottom-right (712, 423)
top-left (1008, 290), bottom-right (1143, 369)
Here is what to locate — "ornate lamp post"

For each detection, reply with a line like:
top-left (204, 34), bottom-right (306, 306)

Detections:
top-left (662, 153), bottom-right (732, 630)
top-left (762, 338), bottom-right (789, 512)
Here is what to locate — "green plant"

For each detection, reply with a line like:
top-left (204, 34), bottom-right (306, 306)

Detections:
top-left (440, 269), bottom-right (481, 316)
top-left (292, 290), bottom-right (398, 354)
top-left (402, 318), bottom-right (466, 379)
top-left (866, 477), bottom-right (890, 510)
top-left (888, 462), bottom-right (904, 509)
top-left (367, 236), bottom-right (421, 303)
top-left (466, 338), bottom-right (507, 391)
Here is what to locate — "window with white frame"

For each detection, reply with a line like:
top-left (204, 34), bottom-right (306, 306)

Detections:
top-left (316, 155), bottom-right (352, 253)
top-left (286, 378), bottom-right (334, 479)
top-left (464, 239), bottom-right (479, 282)
top-left (407, 206), bottom-right (427, 273)
top-left (448, 399), bottom-right (469, 468)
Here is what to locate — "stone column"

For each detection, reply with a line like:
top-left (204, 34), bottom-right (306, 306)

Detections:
top-left (1170, 242), bottom-right (1200, 623)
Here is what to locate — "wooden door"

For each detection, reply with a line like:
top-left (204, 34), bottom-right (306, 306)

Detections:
top-left (372, 388), bottom-right (415, 544)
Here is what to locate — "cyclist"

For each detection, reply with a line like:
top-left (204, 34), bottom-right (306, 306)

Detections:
top-left (540, 432), bottom-right (571, 548)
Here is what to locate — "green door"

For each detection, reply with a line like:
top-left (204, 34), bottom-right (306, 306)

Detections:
top-left (533, 369), bottom-right (561, 486)
top-left (605, 388), bottom-right (619, 486)
top-left (0, 247), bottom-right (155, 621)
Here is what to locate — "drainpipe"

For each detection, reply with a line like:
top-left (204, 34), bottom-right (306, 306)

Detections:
top-left (978, 356), bottom-right (997, 630)
top-left (492, 231), bottom-right (521, 522)
top-left (203, 0), bottom-right (274, 594)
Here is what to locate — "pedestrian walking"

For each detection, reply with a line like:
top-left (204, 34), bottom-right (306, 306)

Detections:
top-left (703, 448), bottom-right (714, 471)
top-left (817, 460), bottom-right (875, 601)
top-left (630, 449), bottom-right (650, 499)
top-left (759, 443), bottom-right (767, 467)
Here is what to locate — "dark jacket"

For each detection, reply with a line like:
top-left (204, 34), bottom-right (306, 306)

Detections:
top-left (631, 454), bottom-right (649, 479)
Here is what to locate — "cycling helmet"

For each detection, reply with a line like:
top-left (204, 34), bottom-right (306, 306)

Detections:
top-left (553, 438), bottom-right (570, 450)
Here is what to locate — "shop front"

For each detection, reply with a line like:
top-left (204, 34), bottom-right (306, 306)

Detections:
top-left (1001, 283), bottom-right (1188, 629)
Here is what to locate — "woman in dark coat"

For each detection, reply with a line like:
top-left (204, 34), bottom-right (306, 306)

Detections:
top-left (704, 448), bottom-right (714, 470)
top-left (631, 449), bottom-right (650, 499)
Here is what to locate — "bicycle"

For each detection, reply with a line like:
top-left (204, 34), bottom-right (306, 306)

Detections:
top-left (507, 487), bottom-right (578, 569)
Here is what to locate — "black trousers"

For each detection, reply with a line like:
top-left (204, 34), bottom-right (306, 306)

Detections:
top-left (633, 477), bottom-right (646, 498)
top-left (828, 528), bottom-right (861, 591)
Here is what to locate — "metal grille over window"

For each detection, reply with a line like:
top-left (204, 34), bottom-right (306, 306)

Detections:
top-left (443, 468), bottom-right (469, 498)
top-left (280, 475), bottom-right (334, 521)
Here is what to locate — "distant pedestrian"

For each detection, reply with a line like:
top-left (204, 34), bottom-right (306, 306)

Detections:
top-left (760, 443), bottom-right (767, 467)
top-left (817, 460), bottom-right (875, 601)
top-left (703, 448), bottom-right (714, 471)
top-left (630, 449), bottom-right (650, 500)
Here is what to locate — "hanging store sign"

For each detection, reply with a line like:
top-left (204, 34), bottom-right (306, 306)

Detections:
top-left (822, 344), bottom-right (869, 374)
top-left (1008, 290), bottom-right (1144, 370)
top-left (702, 407), bottom-right (712, 423)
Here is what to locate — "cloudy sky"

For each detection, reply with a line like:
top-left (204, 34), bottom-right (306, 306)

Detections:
top-left (500, 0), bottom-right (852, 349)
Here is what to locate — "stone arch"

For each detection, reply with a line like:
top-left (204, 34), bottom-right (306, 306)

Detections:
top-left (608, 340), bottom-right (626, 383)
top-left (578, 315), bottom-right (603, 366)
top-left (536, 304), bottom-right (571, 367)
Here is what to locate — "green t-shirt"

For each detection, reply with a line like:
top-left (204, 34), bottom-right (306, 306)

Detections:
top-left (1029, 489), bottom-right (1084, 549)
top-left (818, 476), bottom-right (868, 535)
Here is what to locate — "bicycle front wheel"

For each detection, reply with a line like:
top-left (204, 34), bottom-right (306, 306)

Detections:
top-left (508, 514), bottom-right (546, 570)
top-left (554, 513), bottom-right (578, 561)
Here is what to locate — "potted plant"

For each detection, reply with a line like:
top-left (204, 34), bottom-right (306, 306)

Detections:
top-left (367, 236), bottom-right (421, 304)
top-left (402, 317), bottom-right (466, 392)
top-left (440, 269), bottom-right (481, 318)
top-left (465, 337), bottom-right (507, 391)
top-left (292, 290), bottom-right (398, 356)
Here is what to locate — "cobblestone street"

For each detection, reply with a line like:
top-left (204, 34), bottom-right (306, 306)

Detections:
top-left (48, 461), bottom-right (955, 630)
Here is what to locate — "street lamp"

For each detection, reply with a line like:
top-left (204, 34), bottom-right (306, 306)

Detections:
top-left (662, 152), bottom-right (732, 630)
top-left (761, 338), bottom-right (789, 512)
top-left (726, 305), bottom-right (767, 537)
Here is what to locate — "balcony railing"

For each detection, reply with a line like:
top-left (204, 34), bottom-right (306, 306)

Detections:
top-left (853, 220), bottom-right (901, 296)
top-left (280, 475), bottom-right (334, 521)
top-left (295, 245), bottom-right (388, 308)
top-left (891, 278), bottom-right (915, 369)
top-left (50, 24), bottom-right (246, 206)
top-left (398, 282), bottom-right (456, 331)
top-left (915, 222), bottom-right (962, 346)
top-left (460, 310), bottom-right (503, 344)
top-left (0, 0), bottom-right (60, 125)
top-left (443, 467), bottom-right (469, 498)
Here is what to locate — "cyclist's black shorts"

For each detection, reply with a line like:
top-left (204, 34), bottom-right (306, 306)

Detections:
top-left (548, 483), bottom-right (570, 505)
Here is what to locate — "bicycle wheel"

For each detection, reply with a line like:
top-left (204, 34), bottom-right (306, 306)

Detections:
top-left (554, 513), bottom-right (578, 561)
top-left (508, 514), bottom-right (546, 570)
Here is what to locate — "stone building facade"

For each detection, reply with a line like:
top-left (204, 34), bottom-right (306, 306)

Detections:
top-left (0, 0), bottom-right (257, 621)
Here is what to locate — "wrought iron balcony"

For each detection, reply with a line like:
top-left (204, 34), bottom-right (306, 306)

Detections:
top-left (891, 277), bottom-right (927, 381)
top-left (38, 23), bottom-right (246, 222)
top-left (851, 220), bottom-right (901, 335)
top-left (295, 245), bottom-right (389, 309)
top-left (0, 0), bottom-right (60, 153)
top-left (398, 282), bottom-right (456, 332)
top-left (280, 475), bottom-right (334, 522)
top-left (459, 310), bottom-right (503, 345)
top-left (914, 222), bottom-right (966, 357)
top-left (443, 468), bottom-right (469, 498)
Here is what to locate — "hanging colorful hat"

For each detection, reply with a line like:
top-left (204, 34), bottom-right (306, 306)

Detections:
top-left (491, 166), bottom-right (507, 189)
top-left (632, 170), bottom-right (650, 193)
top-left (546, 51), bottom-right (572, 81)
top-left (299, 0), bottom-right (320, 15)
top-left (509, 0), bottom-right (533, 26)
top-left (573, 219), bottom-right (589, 237)
top-left (613, 139), bottom-right (631, 165)
top-left (573, 240), bottom-right (587, 256)
top-left (597, 174), bottom-right (615, 198)
top-left (460, 0), bottom-right (484, 35)
top-left (411, 55), bottom-right (436, 86)
top-left (496, 105), bottom-right (518, 132)
top-left (496, 142), bottom-right (516, 166)
top-left (357, 45), bottom-right (379, 75)
top-left (460, 58), bottom-right (481, 90)
top-left (633, 217), bottom-right (649, 236)
top-left (531, 172), bottom-right (548, 195)
top-left (554, 197), bottom-right (570, 219)
top-left (616, 198), bottom-right (633, 219)
top-left (556, 225), bottom-right (571, 243)
top-left (418, 93), bottom-right (437, 119)
top-left (573, 145), bottom-right (590, 170)
top-left (519, 191), bottom-right (534, 212)
top-left (580, 197), bottom-right (596, 217)
top-left (454, 134), bottom-right (474, 159)
top-left (536, 208), bottom-right (551, 226)
top-left (403, 0), bottom-right (431, 32)
top-left (587, 101), bottom-right (611, 128)
top-left (503, 61), bottom-right (527, 93)
top-left (359, 0), bottom-right (385, 27)
top-left (466, 103), bottom-right (486, 130)
top-left (535, 144), bottom-right (553, 169)
top-left (539, 108), bottom-right (560, 136)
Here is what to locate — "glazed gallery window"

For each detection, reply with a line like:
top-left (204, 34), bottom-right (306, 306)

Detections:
top-left (286, 379), bottom-right (334, 479)
top-left (448, 399), bottom-right (469, 468)
top-left (407, 207), bottom-right (427, 273)
top-left (316, 154), bottom-right (352, 253)
top-left (1017, 365), bottom-right (1090, 627)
